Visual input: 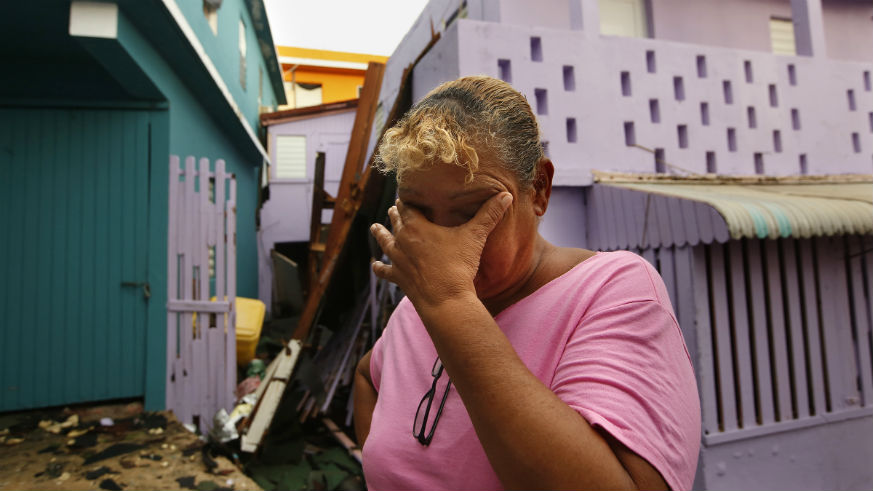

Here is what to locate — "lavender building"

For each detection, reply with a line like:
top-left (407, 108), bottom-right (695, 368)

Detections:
top-left (364, 1), bottom-right (872, 490)
top-left (257, 1), bottom-right (871, 488)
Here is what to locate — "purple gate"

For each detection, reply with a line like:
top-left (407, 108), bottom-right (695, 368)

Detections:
top-left (165, 156), bottom-right (237, 433)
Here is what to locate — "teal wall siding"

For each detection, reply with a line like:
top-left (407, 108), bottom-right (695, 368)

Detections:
top-left (0, 108), bottom-right (153, 411)
top-left (115, 13), bottom-right (262, 408)
top-left (0, 0), bottom-right (274, 411)
top-left (118, 10), bottom-right (260, 301)
top-left (174, 0), bottom-right (279, 131)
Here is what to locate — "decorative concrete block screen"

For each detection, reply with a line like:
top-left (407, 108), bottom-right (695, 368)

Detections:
top-left (426, 19), bottom-right (873, 185)
top-left (166, 156), bottom-right (237, 434)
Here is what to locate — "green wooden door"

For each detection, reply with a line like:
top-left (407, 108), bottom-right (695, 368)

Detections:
top-left (0, 108), bottom-right (152, 411)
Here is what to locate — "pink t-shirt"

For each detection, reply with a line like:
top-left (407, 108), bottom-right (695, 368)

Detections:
top-left (363, 251), bottom-right (701, 490)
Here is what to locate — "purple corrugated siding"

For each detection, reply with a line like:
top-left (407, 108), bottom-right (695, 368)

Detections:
top-left (797, 238), bottom-right (828, 415)
top-left (817, 236), bottom-right (862, 411)
top-left (849, 236), bottom-right (873, 405)
top-left (781, 239), bottom-right (811, 419)
top-left (692, 245), bottom-right (720, 436)
top-left (727, 241), bottom-right (756, 428)
top-left (709, 243), bottom-right (739, 431)
top-left (764, 240), bottom-right (794, 422)
top-left (746, 238), bottom-right (776, 425)
top-left (605, 233), bottom-right (872, 450)
top-left (587, 184), bottom-right (731, 249)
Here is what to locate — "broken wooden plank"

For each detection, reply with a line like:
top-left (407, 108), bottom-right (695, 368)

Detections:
top-left (240, 339), bottom-right (302, 453)
top-left (293, 62), bottom-right (385, 342)
top-left (293, 32), bottom-right (442, 343)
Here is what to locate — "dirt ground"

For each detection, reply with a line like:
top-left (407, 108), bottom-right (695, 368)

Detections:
top-left (0, 402), bottom-right (261, 491)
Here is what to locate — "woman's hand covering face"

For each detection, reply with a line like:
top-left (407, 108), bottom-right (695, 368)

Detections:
top-left (370, 192), bottom-right (513, 309)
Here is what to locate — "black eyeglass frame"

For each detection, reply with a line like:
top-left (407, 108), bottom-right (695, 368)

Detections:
top-left (412, 357), bottom-right (452, 446)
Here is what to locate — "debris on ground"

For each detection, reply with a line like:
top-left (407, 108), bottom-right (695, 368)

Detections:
top-left (0, 402), bottom-right (260, 491)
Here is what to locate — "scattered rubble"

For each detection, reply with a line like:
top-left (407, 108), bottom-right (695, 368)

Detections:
top-left (0, 402), bottom-right (260, 491)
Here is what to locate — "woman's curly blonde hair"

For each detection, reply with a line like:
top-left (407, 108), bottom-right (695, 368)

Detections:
top-left (375, 75), bottom-right (544, 185)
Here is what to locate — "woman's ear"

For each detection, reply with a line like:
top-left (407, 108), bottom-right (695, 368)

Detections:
top-left (532, 158), bottom-right (554, 217)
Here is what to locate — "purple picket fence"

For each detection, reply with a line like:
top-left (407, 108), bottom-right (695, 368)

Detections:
top-left (165, 156), bottom-right (237, 434)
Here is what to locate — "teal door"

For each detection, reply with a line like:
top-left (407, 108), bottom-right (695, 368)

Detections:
top-left (0, 108), bottom-right (152, 411)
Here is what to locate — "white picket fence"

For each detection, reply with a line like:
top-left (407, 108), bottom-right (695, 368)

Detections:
top-left (166, 156), bottom-right (237, 434)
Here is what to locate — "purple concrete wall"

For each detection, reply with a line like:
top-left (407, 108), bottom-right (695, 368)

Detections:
top-left (259, 108), bottom-right (357, 313)
top-left (537, 186), bottom-right (587, 247)
top-left (652, 0), bottom-right (793, 54)
top-left (435, 19), bottom-right (873, 184)
top-left (498, 0), bottom-right (573, 29)
top-left (638, 0), bottom-right (873, 62)
top-left (822, 1), bottom-right (873, 62)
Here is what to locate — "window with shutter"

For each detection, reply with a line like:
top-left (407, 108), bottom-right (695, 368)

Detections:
top-left (770, 18), bottom-right (796, 56)
top-left (275, 135), bottom-right (307, 179)
top-left (599, 0), bottom-right (649, 38)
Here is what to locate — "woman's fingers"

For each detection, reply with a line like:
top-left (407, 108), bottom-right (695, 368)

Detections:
top-left (370, 222), bottom-right (407, 281)
top-left (370, 259), bottom-right (395, 281)
top-left (370, 223), bottom-right (396, 256)
top-left (387, 205), bottom-right (403, 232)
top-left (468, 192), bottom-right (512, 238)
top-left (395, 199), bottom-right (426, 224)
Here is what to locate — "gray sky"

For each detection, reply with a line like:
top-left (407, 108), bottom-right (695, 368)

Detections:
top-left (264, 0), bottom-right (430, 56)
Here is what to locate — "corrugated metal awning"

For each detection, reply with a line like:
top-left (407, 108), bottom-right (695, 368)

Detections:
top-left (590, 172), bottom-right (873, 250)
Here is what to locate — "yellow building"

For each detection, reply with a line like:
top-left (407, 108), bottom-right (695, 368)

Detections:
top-left (277, 46), bottom-right (388, 109)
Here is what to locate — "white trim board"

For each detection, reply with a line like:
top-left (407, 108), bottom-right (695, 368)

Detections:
top-left (69, 2), bottom-right (119, 39)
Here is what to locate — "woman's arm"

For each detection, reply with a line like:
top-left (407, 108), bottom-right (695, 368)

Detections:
top-left (370, 194), bottom-right (669, 490)
top-left (353, 350), bottom-right (377, 446)
top-left (416, 294), bottom-right (667, 490)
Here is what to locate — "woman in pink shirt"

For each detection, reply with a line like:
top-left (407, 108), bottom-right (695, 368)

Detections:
top-left (354, 76), bottom-right (701, 490)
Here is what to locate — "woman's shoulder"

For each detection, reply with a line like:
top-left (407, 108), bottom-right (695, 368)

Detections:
top-left (545, 248), bottom-right (667, 305)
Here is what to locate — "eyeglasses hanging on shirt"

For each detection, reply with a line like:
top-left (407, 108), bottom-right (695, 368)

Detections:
top-left (413, 356), bottom-right (452, 446)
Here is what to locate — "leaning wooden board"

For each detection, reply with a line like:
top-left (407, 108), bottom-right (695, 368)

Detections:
top-left (240, 339), bottom-right (302, 452)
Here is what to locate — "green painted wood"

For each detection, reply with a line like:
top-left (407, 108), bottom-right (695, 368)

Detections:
top-left (0, 108), bottom-right (9, 406)
top-left (145, 109), bottom-right (170, 411)
top-left (0, 108), bottom-right (152, 411)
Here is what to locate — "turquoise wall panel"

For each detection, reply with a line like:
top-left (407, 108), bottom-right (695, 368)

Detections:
top-left (0, 108), bottom-right (152, 411)
top-left (118, 14), bottom-right (261, 302)
top-left (174, 0), bottom-right (279, 131)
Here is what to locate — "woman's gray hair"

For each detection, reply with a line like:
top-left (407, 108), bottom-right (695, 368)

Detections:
top-left (375, 75), bottom-right (544, 186)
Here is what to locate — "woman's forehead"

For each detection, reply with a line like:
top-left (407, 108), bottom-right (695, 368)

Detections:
top-left (398, 163), bottom-right (513, 200)
top-left (401, 160), bottom-right (511, 183)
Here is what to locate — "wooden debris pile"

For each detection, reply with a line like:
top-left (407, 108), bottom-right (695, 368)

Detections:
top-left (239, 31), bottom-right (441, 463)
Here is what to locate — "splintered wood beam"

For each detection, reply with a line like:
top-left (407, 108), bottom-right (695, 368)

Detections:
top-left (292, 33), bottom-right (442, 343)
top-left (292, 62), bottom-right (385, 341)
top-left (307, 151), bottom-right (328, 296)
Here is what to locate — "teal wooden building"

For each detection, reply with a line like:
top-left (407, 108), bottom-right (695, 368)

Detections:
top-left (0, 0), bottom-right (286, 412)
